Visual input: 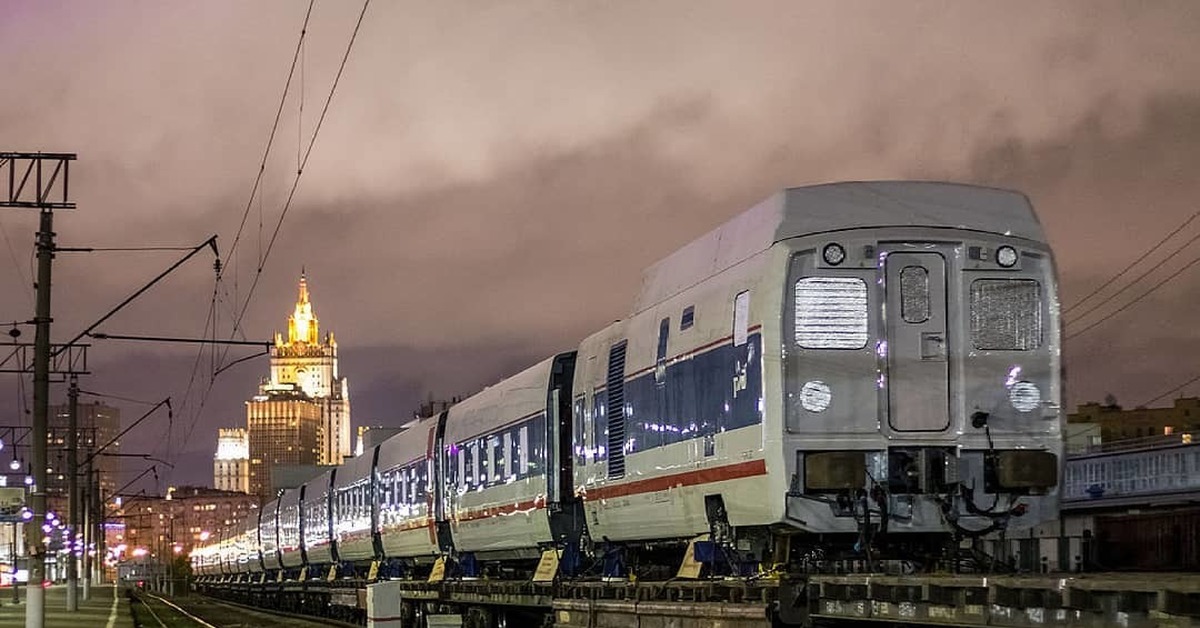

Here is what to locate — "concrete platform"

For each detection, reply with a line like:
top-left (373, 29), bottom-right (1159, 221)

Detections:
top-left (0, 584), bottom-right (133, 628)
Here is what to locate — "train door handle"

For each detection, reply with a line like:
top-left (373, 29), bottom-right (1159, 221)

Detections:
top-left (921, 332), bottom-right (946, 360)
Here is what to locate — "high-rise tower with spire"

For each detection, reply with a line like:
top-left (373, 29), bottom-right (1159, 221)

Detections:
top-left (220, 272), bottom-right (353, 496)
top-left (268, 272), bottom-right (352, 467)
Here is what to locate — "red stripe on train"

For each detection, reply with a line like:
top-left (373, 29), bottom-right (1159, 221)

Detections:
top-left (583, 458), bottom-right (767, 501)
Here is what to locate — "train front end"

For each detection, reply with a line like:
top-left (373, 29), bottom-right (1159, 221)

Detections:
top-left (777, 183), bottom-right (1062, 549)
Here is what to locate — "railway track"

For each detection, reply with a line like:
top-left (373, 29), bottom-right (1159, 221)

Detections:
top-left (129, 590), bottom-right (359, 628)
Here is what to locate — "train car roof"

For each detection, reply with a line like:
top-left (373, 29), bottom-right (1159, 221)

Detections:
top-left (634, 181), bottom-right (1043, 313)
top-left (444, 356), bottom-right (556, 442)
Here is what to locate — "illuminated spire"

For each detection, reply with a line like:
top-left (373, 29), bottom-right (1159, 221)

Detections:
top-left (286, 271), bottom-right (319, 345)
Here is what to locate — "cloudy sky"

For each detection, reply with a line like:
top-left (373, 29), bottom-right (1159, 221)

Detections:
top-left (1, 1), bottom-right (1199, 490)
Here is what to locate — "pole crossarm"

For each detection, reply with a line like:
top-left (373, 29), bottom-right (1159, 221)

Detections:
top-left (88, 332), bottom-right (270, 347)
top-left (0, 152), bottom-right (76, 210)
top-left (0, 342), bottom-right (89, 376)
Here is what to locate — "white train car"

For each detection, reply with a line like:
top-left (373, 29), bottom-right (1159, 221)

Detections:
top-left (301, 470), bottom-right (336, 566)
top-left (574, 182), bottom-right (1062, 553)
top-left (194, 181), bottom-right (1062, 581)
top-left (376, 417), bottom-right (441, 561)
top-left (439, 353), bottom-right (580, 558)
top-left (260, 497), bottom-right (281, 571)
top-left (332, 446), bottom-right (377, 562)
top-left (278, 487), bottom-right (304, 570)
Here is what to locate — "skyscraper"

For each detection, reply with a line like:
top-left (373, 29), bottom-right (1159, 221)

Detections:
top-left (268, 273), bottom-right (352, 466)
top-left (212, 428), bottom-right (250, 493)
top-left (220, 273), bottom-right (352, 497)
top-left (48, 401), bottom-right (120, 517)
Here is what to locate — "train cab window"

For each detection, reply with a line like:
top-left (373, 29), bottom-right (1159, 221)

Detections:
top-left (794, 277), bottom-right (868, 349)
top-left (900, 266), bottom-right (930, 323)
top-left (681, 306), bottom-right (695, 330)
top-left (970, 279), bottom-right (1042, 350)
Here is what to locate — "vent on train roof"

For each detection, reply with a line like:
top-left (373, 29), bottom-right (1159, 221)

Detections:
top-left (606, 341), bottom-right (628, 479)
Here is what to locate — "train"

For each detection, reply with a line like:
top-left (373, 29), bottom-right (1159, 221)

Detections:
top-left (193, 180), bottom-right (1063, 594)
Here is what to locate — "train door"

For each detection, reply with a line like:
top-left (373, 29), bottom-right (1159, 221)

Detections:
top-left (546, 352), bottom-right (577, 506)
top-left (431, 411), bottom-right (453, 551)
top-left (883, 250), bottom-right (951, 432)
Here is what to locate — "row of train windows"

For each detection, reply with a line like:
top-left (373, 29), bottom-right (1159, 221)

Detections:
top-left (335, 481), bottom-right (371, 520)
top-left (448, 415), bottom-right (547, 491)
top-left (379, 463), bottom-right (429, 508)
top-left (794, 277), bottom-right (1043, 351)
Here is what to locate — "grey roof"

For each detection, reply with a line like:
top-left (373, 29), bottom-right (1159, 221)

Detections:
top-left (634, 181), bottom-right (1044, 312)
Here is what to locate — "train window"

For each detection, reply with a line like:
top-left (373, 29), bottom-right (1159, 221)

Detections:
top-left (489, 435), bottom-right (503, 486)
top-left (900, 266), bottom-right (930, 323)
top-left (504, 431), bottom-right (516, 481)
top-left (519, 425), bottom-right (530, 477)
top-left (733, 291), bottom-right (750, 346)
top-left (970, 279), bottom-right (1042, 350)
top-left (794, 277), bottom-right (868, 349)
top-left (457, 445), bottom-right (467, 491)
top-left (681, 306), bottom-right (695, 330)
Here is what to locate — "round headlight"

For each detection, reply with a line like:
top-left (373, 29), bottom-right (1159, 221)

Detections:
top-left (822, 243), bottom-right (846, 266)
top-left (800, 380), bottom-right (832, 412)
top-left (1009, 381), bottom-right (1041, 413)
top-left (996, 245), bottom-right (1018, 268)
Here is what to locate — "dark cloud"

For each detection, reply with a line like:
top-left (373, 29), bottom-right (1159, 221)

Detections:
top-left (1, 1), bottom-right (1199, 489)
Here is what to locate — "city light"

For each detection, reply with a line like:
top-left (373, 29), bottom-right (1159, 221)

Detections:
top-left (199, 530), bottom-right (211, 542)
top-left (8, 459), bottom-right (19, 471)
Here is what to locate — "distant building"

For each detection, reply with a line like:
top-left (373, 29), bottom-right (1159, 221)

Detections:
top-left (213, 428), bottom-right (250, 493)
top-left (269, 273), bottom-right (352, 466)
top-left (215, 272), bottom-right (353, 497)
top-left (355, 424), bottom-right (411, 457)
top-left (1068, 396), bottom-right (1200, 442)
top-left (112, 485), bottom-right (258, 561)
top-left (48, 401), bottom-right (120, 520)
top-left (246, 384), bottom-right (322, 497)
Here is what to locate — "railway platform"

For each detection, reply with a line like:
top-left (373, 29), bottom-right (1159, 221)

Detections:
top-left (0, 584), bottom-right (134, 628)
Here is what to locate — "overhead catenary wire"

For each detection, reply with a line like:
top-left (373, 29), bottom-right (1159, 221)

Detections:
top-left (222, 0), bottom-right (316, 276)
top-left (1064, 207), bottom-right (1200, 317)
top-left (1140, 372), bottom-right (1200, 409)
top-left (1065, 248), bottom-right (1200, 340)
top-left (1065, 227), bottom-right (1200, 328)
top-left (171, 1), bottom-right (370, 482)
top-left (222, 0), bottom-right (372, 352)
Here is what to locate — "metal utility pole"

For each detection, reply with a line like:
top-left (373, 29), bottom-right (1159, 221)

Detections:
top-left (1, 152), bottom-right (76, 628)
top-left (66, 375), bottom-right (79, 610)
top-left (29, 187), bottom-right (55, 627)
top-left (81, 426), bottom-right (95, 602)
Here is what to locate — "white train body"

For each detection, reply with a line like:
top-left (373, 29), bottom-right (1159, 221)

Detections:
top-left (374, 417), bottom-right (440, 560)
top-left (196, 182), bottom-right (1061, 577)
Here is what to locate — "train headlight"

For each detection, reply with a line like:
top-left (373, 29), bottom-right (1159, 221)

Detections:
top-left (996, 245), bottom-right (1018, 268)
top-left (1009, 381), bottom-right (1041, 413)
top-left (822, 243), bottom-right (846, 266)
top-left (800, 380), bottom-right (832, 412)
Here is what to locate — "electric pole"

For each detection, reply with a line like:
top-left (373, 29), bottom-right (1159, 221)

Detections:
top-left (1, 152), bottom-right (77, 628)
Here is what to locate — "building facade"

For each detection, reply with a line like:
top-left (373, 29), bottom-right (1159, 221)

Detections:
top-left (1068, 396), bottom-right (1200, 442)
top-left (48, 401), bottom-right (121, 519)
top-left (246, 385), bottom-right (322, 496)
top-left (112, 485), bottom-right (259, 562)
top-left (212, 428), bottom-right (250, 493)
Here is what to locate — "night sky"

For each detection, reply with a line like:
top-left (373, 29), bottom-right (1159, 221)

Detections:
top-left (1, 1), bottom-right (1199, 491)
